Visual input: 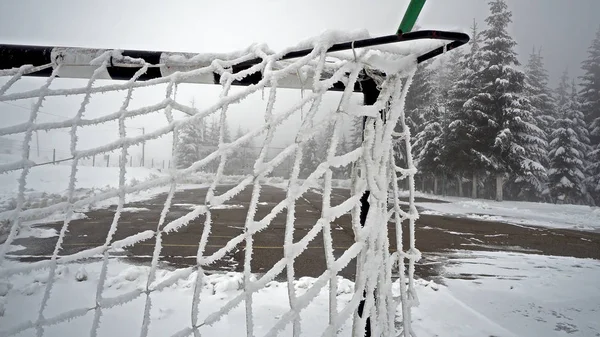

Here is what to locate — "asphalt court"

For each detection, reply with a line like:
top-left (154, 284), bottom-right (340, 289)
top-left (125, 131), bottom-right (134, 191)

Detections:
top-left (10, 184), bottom-right (600, 281)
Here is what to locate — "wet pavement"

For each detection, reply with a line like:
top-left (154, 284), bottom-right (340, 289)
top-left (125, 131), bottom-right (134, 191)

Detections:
top-left (8, 185), bottom-right (600, 281)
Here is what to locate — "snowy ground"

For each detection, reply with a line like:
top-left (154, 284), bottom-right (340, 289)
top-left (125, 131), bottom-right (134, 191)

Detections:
top-left (404, 191), bottom-right (600, 232)
top-left (0, 165), bottom-right (160, 196)
top-left (0, 164), bottom-right (271, 230)
top-left (417, 251), bottom-right (600, 336)
top-left (0, 251), bottom-right (598, 336)
top-left (0, 165), bottom-right (167, 216)
top-left (1, 167), bottom-right (599, 336)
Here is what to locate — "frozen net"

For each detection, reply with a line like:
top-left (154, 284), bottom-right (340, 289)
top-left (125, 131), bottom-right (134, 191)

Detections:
top-left (0, 31), bottom-right (421, 337)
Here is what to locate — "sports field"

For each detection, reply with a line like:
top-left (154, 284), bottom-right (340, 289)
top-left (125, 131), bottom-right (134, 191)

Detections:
top-left (10, 184), bottom-right (600, 281)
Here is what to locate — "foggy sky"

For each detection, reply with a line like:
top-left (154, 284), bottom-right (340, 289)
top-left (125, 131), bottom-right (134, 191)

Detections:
top-left (0, 0), bottom-right (598, 86)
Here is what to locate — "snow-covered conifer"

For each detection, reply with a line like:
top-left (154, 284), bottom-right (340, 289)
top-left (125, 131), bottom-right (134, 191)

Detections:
top-left (468, 0), bottom-right (546, 201)
top-left (548, 80), bottom-right (591, 204)
top-left (580, 26), bottom-right (600, 203)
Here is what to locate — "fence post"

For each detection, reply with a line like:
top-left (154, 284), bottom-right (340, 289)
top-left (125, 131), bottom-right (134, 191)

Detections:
top-left (92, 155), bottom-right (95, 167)
top-left (52, 149), bottom-right (56, 164)
top-left (141, 127), bottom-right (145, 167)
top-left (106, 155), bottom-right (110, 167)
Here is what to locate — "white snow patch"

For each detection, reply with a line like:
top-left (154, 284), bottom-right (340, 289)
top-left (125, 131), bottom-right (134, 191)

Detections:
top-left (120, 207), bottom-right (150, 213)
top-left (75, 267), bottom-right (88, 282)
top-left (211, 204), bottom-right (245, 210)
top-left (0, 166), bottom-right (163, 196)
top-left (444, 230), bottom-right (474, 236)
top-left (22, 211), bottom-right (87, 226)
top-left (460, 243), bottom-right (542, 253)
top-left (172, 203), bottom-right (198, 209)
top-left (419, 209), bottom-right (445, 216)
top-left (403, 192), bottom-right (600, 231)
top-left (438, 251), bottom-right (600, 336)
top-left (2, 251), bottom-right (598, 336)
top-left (15, 226), bottom-right (57, 239)
top-left (6, 245), bottom-right (25, 253)
top-left (172, 202), bottom-right (245, 211)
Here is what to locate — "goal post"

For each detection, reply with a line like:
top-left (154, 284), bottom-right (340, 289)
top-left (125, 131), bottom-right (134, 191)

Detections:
top-left (0, 29), bottom-right (468, 337)
top-left (0, 30), bottom-right (468, 91)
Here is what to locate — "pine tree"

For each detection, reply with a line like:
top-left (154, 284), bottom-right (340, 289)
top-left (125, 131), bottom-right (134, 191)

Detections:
top-left (510, 47), bottom-right (555, 200)
top-left (317, 121), bottom-right (335, 163)
top-left (431, 49), bottom-right (465, 195)
top-left (349, 117), bottom-right (364, 150)
top-left (445, 19), bottom-right (488, 197)
top-left (207, 115), bottom-right (221, 146)
top-left (410, 55), bottom-right (463, 194)
top-left (579, 26), bottom-right (600, 133)
top-left (413, 104), bottom-right (446, 188)
top-left (222, 117), bottom-right (231, 144)
top-left (175, 120), bottom-right (202, 169)
top-left (175, 101), bottom-right (207, 169)
top-left (403, 60), bottom-right (435, 132)
top-left (525, 48), bottom-right (556, 141)
top-left (524, 48), bottom-right (555, 199)
top-left (580, 26), bottom-right (600, 203)
top-left (587, 145), bottom-right (600, 204)
top-left (468, 0), bottom-right (546, 201)
top-left (548, 80), bottom-right (590, 204)
top-left (227, 126), bottom-right (248, 175)
top-left (335, 131), bottom-right (351, 178)
top-left (200, 115), bottom-right (221, 172)
top-left (556, 69), bottom-right (571, 111)
top-left (394, 60), bottom-right (435, 190)
top-left (434, 49), bottom-right (465, 107)
top-left (299, 137), bottom-right (321, 179)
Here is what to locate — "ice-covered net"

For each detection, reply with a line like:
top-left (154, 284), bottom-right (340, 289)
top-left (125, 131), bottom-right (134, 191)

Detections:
top-left (0, 31), bottom-right (421, 336)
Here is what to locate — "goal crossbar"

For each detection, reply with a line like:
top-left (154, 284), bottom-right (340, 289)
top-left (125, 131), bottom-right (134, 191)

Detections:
top-left (0, 30), bottom-right (469, 92)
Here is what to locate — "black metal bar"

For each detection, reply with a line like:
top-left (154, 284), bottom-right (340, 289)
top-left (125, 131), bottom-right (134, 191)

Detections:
top-left (0, 30), bottom-right (469, 93)
top-left (236, 30), bottom-right (469, 68)
top-left (356, 76), bottom-right (381, 337)
top-left (0, 44), bottom-right (54, 77)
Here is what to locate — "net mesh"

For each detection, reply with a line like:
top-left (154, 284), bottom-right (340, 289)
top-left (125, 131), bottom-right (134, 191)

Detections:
top-left (0, 34), bottom-right (420, 337)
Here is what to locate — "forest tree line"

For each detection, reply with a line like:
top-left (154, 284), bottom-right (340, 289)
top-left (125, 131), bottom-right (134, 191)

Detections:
top-left (378, 0), bottom-right (599, 205)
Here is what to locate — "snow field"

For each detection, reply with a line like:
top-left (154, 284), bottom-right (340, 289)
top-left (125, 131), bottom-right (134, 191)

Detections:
top-left (413, 192), bottom-right (600, 231)
top-left (1, 250), bottom-right (599, 336)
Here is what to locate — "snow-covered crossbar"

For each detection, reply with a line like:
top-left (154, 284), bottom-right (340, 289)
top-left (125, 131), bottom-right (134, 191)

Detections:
top-left (0, 31), bottom-right (421, 337)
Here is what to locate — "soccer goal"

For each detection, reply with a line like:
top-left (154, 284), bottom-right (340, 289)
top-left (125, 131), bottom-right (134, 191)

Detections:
top-left (0, 19), bottom-right (468, 337)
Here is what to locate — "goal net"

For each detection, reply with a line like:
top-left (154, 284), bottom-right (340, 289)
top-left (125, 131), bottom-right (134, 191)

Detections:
top-left (0, 30), bottom-right (463, 337)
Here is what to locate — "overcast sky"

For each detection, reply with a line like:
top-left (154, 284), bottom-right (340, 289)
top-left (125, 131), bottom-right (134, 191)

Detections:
top-left (0, 0), bottom-right (599, 166)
